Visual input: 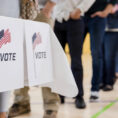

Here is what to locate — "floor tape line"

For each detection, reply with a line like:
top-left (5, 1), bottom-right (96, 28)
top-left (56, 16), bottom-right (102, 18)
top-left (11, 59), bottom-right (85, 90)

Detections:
top-left (91, 98), bottom-right (118, 118)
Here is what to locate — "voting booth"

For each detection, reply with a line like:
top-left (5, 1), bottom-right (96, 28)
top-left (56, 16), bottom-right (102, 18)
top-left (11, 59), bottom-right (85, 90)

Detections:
top-left (0, 16), bottom-right (78, 97)
top-left (0, 17), bottom-right (24, 92)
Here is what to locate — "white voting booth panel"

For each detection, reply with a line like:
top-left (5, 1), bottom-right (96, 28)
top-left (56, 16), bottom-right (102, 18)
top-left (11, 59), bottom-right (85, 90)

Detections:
top-left (0, 16), bottom-right (24, 92)
top-left (43, 29), bottom-right (78, 97)
top-left (0, 16), bottom-right (78, 97)
top-left (25, 21), bottom-right (53, 86)
top-left (25, 20), bottom-right (78, 97)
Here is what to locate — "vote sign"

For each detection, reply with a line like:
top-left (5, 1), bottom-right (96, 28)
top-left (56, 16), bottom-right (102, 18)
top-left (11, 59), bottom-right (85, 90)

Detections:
top-left (0, 16), bottom-right (24, 92)
top-left (24, 20), bottom-right (53, 86)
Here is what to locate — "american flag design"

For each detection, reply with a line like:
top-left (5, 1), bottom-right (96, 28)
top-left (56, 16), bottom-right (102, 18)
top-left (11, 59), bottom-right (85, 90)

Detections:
top-left (32, 32), bottom-right (42, 50)
top-left (0, 29), bottom-right (11, 48)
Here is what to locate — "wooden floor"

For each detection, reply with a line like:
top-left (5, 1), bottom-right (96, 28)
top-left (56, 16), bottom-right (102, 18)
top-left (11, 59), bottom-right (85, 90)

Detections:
top-left (10, 54), bottom-right (118, 118)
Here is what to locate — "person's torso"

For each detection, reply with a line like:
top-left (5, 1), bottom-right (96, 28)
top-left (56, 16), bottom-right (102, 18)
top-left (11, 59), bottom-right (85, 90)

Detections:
top-left (0, 0), bottom-right (20, 18)
top-left (107, 11), bottom-right (118, 30)
top-left (85, 0), bottom-right (110, 16)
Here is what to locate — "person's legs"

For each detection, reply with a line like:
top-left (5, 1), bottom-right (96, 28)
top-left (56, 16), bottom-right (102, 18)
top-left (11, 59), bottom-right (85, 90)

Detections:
top-left (66, 18), bottom-right (85, 108)
top-left (42, 88), bottom-right (60, 112)
top-left (0, 92), bottom-right (10, 118)
top-left (8, 87), bottom-right (30, 117)
top-left (13, 87), bottom-right (30, 105)
top-left (87, 16), bottom-right (106, 101)
top-left (35, 13), bottom-right (60, 118)
top-left (103, 32), bottom-right (118, 91)
top-left (54, 20), bottom-right (67, 104)
top-left (115, 49), bottom-right (118, 78)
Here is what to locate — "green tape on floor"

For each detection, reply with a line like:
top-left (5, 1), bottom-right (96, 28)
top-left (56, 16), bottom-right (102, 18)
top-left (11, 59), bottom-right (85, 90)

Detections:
top-left (91, 98), bottom-right (118, 118)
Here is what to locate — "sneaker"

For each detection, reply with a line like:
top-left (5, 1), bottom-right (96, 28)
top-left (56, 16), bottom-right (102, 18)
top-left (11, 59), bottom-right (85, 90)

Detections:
top-left (8, 103), bottom-right (31, 118)
top-left (75, 97), bottom-right (86, 109)
top-left (90, 91), bottom-right (99, 102)
top-left (43, 110), bottom-right (57, 118)
top-left (103, 85), bottom-right (113, 91)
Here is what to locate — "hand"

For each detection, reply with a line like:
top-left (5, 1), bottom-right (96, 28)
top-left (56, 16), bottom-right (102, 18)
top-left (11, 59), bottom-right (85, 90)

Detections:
top-left (42, 1), bottom-right (56, 19)
top-left (91, 11), bottom-right (109, 18)
top-left (111, 4), bottom-right (118, 14)
top-left (70, 8), bottom-right (81, 20)
top-left (91, 4), bottom-right (113, 18)
top-left (41, 8), bottom-right (52, 19)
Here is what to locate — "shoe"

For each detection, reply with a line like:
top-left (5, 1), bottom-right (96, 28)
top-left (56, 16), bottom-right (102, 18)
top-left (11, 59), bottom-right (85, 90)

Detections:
top-left (8, 103), bottom-right (31, 118)
top-left (99, 83), bottom-right (104, 90)
top-left (90, 91), bottom-right (99, 102)
top-left (103, 85), bottom-right (113, 91)
top-left (43, 110), bottom-right (57, 118)
top-left (116, 72), bottom-right (118, 78)
top-left (75, 97), bottom-right (86, 109)
top-left (60, 96), bottom-right (65, 104)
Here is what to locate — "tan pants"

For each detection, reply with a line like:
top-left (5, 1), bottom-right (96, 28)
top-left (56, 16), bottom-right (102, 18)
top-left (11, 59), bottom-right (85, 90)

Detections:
top-left (13, 12), bottom-right (60, 111)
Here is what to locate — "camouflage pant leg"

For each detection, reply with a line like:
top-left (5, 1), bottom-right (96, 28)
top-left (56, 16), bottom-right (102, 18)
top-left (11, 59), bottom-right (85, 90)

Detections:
top-left (34, 12), bottom-right (60, 111)
top-left (42, 87), bottom-right (60, 111)
top-left (14, 87), bottom-right (30, 105)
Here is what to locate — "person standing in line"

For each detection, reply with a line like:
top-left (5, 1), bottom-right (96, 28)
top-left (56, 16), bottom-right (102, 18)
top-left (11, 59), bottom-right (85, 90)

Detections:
top-left (0, 0), bottom-right (20, 118)
top-left (84, 0), bottom-right (117, 102)
top-left (54, 0), bottom-right (95, 109)
top-left (101, 3), bottom-right (118, 91)
top-left (8, 1), bottom-right (60, 118)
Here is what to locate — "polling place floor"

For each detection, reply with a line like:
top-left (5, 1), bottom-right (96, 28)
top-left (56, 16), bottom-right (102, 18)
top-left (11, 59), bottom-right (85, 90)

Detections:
top-left (10, 34), bottom-right (118, 118)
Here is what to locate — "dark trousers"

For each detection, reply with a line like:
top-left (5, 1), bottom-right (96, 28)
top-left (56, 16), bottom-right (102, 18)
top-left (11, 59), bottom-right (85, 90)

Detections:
top-left (84, 16), bottom-right (106, 91)
top-left (54, 19), bottom-right (84, 98)
top-left (116, 52), bottom-right (118, 73)
top-left (102, 32), bottom-right (118, 85)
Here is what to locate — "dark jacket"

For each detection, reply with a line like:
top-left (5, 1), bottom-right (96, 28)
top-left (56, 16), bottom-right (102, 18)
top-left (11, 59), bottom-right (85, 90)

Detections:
top-left (85, 0), bottom-right (117, 16)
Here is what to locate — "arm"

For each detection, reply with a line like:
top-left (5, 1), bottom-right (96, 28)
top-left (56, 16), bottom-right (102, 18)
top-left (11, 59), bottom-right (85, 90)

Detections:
top-left (36, 0), bottom-right (57, 18)
top-left (91, 0), bottom-right (117, 18)
top-left (91, 4), bottom-right (114, 18)
top-left (77, 0), bottom-right (95, 14)
top-left (111, 4), bottom-right (118, 14)
top-left (42, 1), bottom-right (56, 18)
top-left (70, 0), bottom-right (95, 20)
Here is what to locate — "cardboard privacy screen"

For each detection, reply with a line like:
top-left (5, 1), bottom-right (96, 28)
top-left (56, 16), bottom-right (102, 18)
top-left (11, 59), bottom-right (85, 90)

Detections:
top-left (0, 16), bottom-right (78, 97)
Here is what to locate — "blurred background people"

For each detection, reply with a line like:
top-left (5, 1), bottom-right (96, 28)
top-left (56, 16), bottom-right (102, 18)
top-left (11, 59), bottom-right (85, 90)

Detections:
top-left (8, 1), bottom-right (60, 118)
top-left (101, 3), bottom-right (118, 91)
top-left (53, 0), bottom-right (95, 109)
top-left (84, 0), bottom-right (117, 102)
top-left (0, 0), bottom-right (20, 118)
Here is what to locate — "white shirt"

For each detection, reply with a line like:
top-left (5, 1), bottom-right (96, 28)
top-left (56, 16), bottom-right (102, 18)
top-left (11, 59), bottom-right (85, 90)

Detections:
top-left (53, 0), bottom-right (95, 22)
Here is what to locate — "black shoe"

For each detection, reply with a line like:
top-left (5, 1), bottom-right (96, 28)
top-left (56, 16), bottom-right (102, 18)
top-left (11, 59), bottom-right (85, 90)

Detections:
top-left (99, 83), bottom-right (104, 90)
top-left (60, 95), bottom-right (65, 104)
top-left (75, 97), bottom-right (86, 109)
top-left (90, 96), bottom-right (99, 102)
top-left (103, 85), bottom-right (113, 91)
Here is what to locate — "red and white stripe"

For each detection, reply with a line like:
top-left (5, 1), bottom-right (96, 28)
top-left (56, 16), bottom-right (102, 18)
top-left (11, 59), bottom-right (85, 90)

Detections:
top-left (0, 29), bottom-right (11, 48)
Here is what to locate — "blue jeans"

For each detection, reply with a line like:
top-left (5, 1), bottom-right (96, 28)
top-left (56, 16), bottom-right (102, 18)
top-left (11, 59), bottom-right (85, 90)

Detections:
top-left (84, 16), bottom-right (106, 91)
top-left (116, 52), bottom-right (118, 73)
top-left (103, 32), bottom-right (118, 85)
